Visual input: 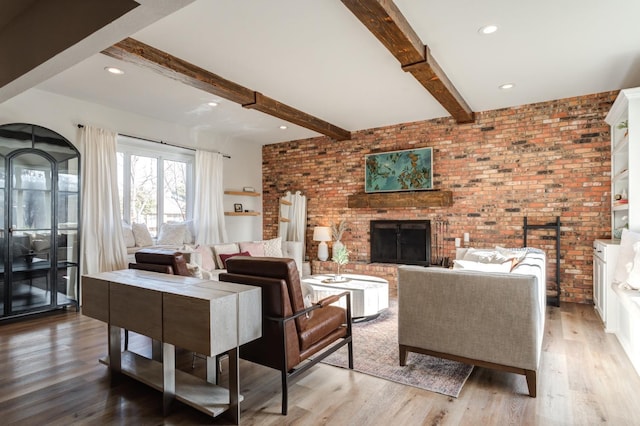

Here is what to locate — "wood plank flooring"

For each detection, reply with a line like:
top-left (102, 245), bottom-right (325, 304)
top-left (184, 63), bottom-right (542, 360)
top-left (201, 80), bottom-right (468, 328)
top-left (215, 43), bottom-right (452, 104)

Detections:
top-left (1, 302), bottom-right (639, 425)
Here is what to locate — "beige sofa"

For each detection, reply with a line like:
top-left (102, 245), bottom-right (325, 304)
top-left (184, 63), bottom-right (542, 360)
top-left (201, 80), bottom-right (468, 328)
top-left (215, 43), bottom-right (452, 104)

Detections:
top-left (397, 248), bottom-right (546, 397)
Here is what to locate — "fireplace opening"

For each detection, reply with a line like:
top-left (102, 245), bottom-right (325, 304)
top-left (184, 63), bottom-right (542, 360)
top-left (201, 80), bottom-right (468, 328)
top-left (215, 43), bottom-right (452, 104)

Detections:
top-left (370, 220), bottom-right (430, 266)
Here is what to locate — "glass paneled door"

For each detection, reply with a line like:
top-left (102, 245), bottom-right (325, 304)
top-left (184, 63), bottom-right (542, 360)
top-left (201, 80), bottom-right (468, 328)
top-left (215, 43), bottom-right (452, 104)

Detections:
top-left (7, 152), bottom-right (54, 314)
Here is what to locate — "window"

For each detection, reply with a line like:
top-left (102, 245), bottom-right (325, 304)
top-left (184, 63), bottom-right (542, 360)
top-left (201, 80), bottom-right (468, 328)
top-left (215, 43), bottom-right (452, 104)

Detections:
top-left (117, 136), bottom-right (194, 236)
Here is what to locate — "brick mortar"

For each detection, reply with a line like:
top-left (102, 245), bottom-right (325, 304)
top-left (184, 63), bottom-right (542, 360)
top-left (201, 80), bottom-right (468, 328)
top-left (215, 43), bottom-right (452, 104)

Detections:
top-left (262, 91), bottom-right (618, 304)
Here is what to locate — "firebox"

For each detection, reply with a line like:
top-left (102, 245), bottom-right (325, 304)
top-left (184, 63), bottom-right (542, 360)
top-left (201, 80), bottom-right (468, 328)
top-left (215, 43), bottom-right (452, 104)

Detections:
top-left (370, 220), bottom-right (430, 266)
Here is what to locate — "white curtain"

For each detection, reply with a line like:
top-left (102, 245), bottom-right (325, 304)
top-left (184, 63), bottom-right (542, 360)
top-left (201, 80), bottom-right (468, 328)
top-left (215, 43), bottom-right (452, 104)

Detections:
top-left (79, 125), bottom-right (127, 275)
top-left (279, 190), bottom-right (307, 252)
top-left (287, 191), bottom-right (307, 243)
top-left (194, 150), bottom-right (227, 244)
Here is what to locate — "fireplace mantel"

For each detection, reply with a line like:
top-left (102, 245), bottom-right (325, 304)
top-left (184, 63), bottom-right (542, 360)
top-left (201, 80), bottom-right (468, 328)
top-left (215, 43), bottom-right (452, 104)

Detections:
top-left (347, 190), bottom-right (453, 208)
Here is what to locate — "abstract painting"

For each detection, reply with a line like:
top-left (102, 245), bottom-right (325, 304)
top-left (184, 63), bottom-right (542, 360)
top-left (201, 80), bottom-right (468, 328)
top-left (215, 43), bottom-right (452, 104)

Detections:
top-left (365, 147), bottom-right (433, 193)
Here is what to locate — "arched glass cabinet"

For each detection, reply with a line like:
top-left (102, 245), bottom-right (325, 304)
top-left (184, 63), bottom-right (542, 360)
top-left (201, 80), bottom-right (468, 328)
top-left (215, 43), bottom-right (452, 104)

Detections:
top-left (0, 123), bottom-right (80, 320)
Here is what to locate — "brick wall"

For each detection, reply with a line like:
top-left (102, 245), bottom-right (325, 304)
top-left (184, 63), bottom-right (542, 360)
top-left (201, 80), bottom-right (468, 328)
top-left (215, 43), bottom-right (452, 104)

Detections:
top-left (262, 91), bottom-right (618, 304)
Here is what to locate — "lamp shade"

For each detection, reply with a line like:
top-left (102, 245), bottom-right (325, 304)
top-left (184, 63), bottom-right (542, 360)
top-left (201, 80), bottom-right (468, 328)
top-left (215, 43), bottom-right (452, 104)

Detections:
top-left (313, 226), bottom-right (332, 242)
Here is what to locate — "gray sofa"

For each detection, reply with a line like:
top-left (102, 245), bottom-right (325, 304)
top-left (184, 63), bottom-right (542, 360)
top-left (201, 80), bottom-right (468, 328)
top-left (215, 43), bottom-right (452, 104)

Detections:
top-left (397, 248), bottom-right (546, 396)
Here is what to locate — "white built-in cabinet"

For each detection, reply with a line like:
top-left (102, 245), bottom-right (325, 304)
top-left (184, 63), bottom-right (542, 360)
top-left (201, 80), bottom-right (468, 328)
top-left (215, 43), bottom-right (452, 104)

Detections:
top-left (605, 87), bottom-right (640, 236)
top-left (593, 239), bottom-right (620, 330)
top-left (601, 88), bottom-right (640, 377)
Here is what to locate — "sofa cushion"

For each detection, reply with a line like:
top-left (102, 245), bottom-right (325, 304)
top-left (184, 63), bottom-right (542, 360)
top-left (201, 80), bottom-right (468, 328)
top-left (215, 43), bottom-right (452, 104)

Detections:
top-left (211, 243), bottom-right (240, 269)
top-left (239, 241), bottom-right (265, 256)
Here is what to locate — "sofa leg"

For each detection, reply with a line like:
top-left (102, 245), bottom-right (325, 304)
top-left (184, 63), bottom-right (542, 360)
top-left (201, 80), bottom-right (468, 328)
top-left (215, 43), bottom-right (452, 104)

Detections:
top-left (525, 370), bottom-right (537, 397)
top-left (399, 345), bottom-right (408, 366)
top-left (347, 340), bottom-right (354, 369)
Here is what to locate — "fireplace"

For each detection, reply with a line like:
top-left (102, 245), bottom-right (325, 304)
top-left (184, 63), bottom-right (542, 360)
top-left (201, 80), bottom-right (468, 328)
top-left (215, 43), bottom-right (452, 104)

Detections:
top-left (370, 220), bottom-right (430, 266)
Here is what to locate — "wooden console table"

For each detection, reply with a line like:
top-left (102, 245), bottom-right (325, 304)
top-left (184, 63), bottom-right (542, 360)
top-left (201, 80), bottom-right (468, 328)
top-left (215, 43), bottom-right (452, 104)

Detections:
top-left (82, 269), bottom-right (261, 424)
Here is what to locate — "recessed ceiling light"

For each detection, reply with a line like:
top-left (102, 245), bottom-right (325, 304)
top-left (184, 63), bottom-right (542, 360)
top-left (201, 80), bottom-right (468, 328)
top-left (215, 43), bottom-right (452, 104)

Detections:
top-left (478, 25), bottom-right (498, 35)
top-left (279, 125), bottom-right (288, 130)
top-left (499, 83), bottom-right (515, 90)
top-left (104, 66), bottom-right (124, 75)
top-left (207, 101), bottom-right (219, 107)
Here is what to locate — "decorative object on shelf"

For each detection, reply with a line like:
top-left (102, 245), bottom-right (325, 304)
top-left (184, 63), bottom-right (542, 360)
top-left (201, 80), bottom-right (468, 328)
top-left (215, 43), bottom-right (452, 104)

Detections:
top-left (331, 219), bottom-right (347, 257)
top-left (242, 186), bottom-right (255, 192)
top-left (233, 203), bottom-right (243, 212)
top-left (331, 244), bottom-right (350, 282)
top-left (614, 216), bottom-right (629, 240)
top-left (617, 120), bottom-right (629, 137)
top-left (365, 147), bottom-right (433, 193)
top-left (313, 226), bottom-right (332, 261)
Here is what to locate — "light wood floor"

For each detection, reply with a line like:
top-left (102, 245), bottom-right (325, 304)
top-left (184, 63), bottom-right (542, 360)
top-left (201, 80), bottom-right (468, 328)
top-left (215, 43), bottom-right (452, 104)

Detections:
top-left (1, 302), bottom-right (639, 425)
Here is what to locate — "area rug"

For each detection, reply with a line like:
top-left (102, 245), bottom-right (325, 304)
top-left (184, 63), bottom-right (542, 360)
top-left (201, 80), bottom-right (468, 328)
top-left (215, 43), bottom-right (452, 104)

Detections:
top-left (320, 299), bottom-right (474, 398)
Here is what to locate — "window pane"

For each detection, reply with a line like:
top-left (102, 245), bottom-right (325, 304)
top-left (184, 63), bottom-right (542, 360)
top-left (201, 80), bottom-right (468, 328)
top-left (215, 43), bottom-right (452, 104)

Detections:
top-left (12, 154), bottom-right (52, 230)
top-left (163, 160), bottom-right (187, 223)
top-left (58, 193), bottom-right (78, 229)
top-left (58, 157), bottom-right (79, 192)
top-left (130, 155), bottom-right (157, 235)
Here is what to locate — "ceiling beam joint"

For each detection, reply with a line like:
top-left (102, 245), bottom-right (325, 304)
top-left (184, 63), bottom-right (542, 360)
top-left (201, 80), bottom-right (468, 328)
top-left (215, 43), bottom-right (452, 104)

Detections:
top-left (341, 0), bottom-right (475, 124)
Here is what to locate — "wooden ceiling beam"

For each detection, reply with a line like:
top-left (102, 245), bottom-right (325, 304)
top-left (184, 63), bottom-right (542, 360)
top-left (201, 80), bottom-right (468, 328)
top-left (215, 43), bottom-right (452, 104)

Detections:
top-left (243, 93), bottom-right (351, 141)
top-left (341, 0), bottom-right (474, 124)
top-left (102, 37), bottom-right (351, 140)
top-left (102, 37), bottom-right (256, 105)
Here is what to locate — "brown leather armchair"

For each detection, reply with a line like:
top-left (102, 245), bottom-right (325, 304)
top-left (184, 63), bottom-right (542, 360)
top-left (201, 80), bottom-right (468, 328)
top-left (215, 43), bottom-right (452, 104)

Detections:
top-left (220, 256), bottom-right (353, 415)
top-left (129, 248), bottom-right (190, 276)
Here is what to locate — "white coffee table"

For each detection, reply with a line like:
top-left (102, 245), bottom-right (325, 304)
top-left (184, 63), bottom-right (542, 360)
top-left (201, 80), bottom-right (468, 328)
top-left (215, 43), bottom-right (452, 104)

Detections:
top-left (301, 274), bottom-right (389, 320)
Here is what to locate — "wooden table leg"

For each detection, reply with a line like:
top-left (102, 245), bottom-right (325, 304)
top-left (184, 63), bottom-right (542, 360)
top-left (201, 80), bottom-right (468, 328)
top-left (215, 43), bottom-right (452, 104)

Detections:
top-left (108, 325), bottom-right (121, 374)
top-left (163, 342), bottom-right (176, 416)
top-left (227, 347), bottom-right (239, 424)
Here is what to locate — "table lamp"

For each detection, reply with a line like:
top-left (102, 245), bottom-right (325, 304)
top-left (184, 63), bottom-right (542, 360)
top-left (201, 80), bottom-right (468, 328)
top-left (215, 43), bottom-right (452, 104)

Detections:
top-left (313, 226), bottom-right (332, 261)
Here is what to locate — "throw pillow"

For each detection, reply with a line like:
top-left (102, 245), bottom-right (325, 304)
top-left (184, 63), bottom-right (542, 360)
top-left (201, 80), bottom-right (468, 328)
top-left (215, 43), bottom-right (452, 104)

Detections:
top-left (219, 251), bottom-right (251, 268)
top-left (122, 222), bottom-right (136, 248)
top-left (462, 248), bottom-right (499, 263)
top-left (239, 241), bottom-right (265, 256)
top-left (169, 220), bottom-right (195, 244)
top-left (132, 223), bottom-right (153, 247)
top-left (453, 259), bottom-right (513, 273)
top-left (300, 281), bottom-right (315, 308)
top-left (211, 243), bottom-right (240, 269)
top-left (261, 237), bottom-right (283, 257)
top-left (186, 263), bottom-right (203, 279)
top-left (157, 223), bottom-right (186, 245)
top-left (614, 229), bottom-right (640, 284)
top-left (625, 241), bottom-right (640, 290)
top-left (193, 245), bottom-right (216, 271)
top-left (495, 246), bottom-right (528, 270)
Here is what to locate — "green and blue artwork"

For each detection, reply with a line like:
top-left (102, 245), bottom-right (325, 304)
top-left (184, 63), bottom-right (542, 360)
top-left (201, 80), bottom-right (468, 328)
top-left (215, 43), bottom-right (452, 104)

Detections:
top-left (365, 147), bottom-right (433, 193)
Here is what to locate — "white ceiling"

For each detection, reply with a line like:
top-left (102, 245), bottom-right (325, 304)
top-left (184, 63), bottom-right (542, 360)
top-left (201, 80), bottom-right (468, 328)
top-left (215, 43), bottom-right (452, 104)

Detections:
top-left (32, 0), bottom-right (640, 145)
